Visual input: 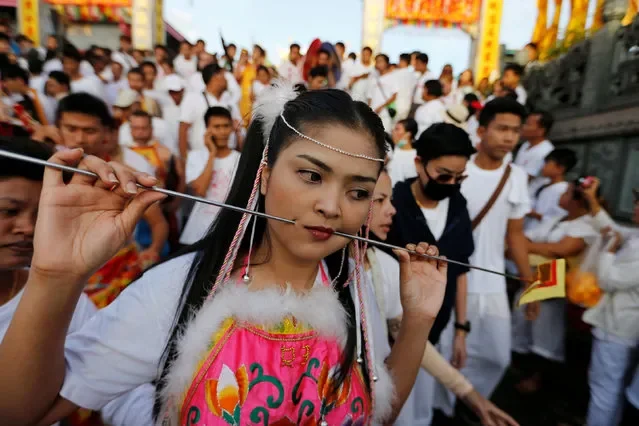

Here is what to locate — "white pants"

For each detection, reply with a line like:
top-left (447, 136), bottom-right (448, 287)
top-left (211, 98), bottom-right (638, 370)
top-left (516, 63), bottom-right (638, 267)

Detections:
top-left (511, 293), bottom-right (566, 362)
top-left (587, 330), bottom-right (637, 426)
top-left (433, 292), bottom-right (512, 416)
top-left (394, 369), bottom-right (436, 426)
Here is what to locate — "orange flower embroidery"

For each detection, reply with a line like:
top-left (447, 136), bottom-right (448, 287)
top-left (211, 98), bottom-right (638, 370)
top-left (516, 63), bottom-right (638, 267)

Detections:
top-left (204, 364), bottom-right (249, 421)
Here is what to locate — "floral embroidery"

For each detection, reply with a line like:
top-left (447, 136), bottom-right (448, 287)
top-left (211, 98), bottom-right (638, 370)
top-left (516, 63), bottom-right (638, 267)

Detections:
top-left (317, 359), bottom-right (351, 409)
top-left (204, 364), bottom-right (249, 424)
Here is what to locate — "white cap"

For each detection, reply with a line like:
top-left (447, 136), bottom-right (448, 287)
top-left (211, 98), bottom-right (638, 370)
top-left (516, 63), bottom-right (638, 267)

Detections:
top-left (164, 74), bottom-right (185, 92)
top-left (113, 89), bottom-right (140, 109)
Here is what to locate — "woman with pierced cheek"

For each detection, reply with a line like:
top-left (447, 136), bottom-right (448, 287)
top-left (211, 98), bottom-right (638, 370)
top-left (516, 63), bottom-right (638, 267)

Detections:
top-left (0, 83), bottom-right (449, 426)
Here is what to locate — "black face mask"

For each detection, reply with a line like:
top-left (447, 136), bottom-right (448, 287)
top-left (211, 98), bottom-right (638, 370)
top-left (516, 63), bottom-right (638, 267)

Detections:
top-left (422, 170), bottom-right (460, 201)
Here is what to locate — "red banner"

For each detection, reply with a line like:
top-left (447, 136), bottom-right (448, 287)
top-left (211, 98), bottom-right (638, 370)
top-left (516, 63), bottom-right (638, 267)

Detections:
top-left (384, 0), bottom-right (481, 24)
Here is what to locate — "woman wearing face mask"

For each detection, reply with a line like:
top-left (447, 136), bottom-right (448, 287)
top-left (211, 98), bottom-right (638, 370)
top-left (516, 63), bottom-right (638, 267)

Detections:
top-left (366, 169), bottom-right (518, 426)
top-left (387, 118), bottom-right (418, 187)
top-left (387, 123), bottom-right (476, 425)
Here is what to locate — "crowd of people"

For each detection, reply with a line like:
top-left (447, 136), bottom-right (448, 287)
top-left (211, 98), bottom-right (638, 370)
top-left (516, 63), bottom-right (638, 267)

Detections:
top-left (0, 24), bottom-right (637, 426)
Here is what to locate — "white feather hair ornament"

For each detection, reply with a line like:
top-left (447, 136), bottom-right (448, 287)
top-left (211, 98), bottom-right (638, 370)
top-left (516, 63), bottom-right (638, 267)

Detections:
top-left (251, 79), bottom-right (299, 141)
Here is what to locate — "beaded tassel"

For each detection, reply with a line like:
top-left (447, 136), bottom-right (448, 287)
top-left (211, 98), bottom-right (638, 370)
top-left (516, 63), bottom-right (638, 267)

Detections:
top-left (208, 143), bottom-right (269, 299)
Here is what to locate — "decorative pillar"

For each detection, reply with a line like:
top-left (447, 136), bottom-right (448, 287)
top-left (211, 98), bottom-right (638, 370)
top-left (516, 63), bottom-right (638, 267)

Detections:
top-left (155, 0), bottom-right (165, 45)
top-left (539, 0), bottom-right (563, 60)
top-left (474, 0), bottom-right (504, 82)
top-left (361, 0), bottom-right (385, 53)
top-left (18, 0), bottom-right (40, 46)
top-left (132, 0), bottom-right (157, 50)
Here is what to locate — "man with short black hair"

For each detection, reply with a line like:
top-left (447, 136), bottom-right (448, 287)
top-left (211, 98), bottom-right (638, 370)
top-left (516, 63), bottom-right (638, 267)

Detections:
top-left (412, 53), bottom-right (437, 110)
top-left (178, 64), bottom-right (241, 159)
top-left (368, 54), bottom-right (399, 132)
top-left (279, 43), bottom-right (303, 84)
top-left (388, 123), bottom-right (476, 425)
top-left (515, 109), bottom-right (555, 197)
top-left (434, 97), bottom-right (533, 420)
top-left (63, 46), bottom-right (105, 100)
top-left (414, 79), bottom-right (445, 137)
top-left (503, 62), bottom-right (526, 105)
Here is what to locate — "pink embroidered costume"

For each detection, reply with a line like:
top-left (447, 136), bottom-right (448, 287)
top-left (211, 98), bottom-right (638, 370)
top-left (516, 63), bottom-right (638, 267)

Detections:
top-left (158, 82), bottom-right (395, 425)
top-left (160, 271), bottom-right (393, 426)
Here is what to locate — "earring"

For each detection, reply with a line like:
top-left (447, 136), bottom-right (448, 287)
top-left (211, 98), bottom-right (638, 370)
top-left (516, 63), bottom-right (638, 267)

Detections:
top-left (242, 213), bottom-right (259, 283)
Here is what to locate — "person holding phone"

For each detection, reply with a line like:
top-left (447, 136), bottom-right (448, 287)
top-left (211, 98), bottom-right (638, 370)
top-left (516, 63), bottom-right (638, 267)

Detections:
top-left (179, 106), bottom-right (241, 245)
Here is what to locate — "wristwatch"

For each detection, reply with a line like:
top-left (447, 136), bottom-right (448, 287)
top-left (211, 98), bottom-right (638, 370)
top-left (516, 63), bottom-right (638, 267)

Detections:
top-left (454, 321), bottom-right (471, 333)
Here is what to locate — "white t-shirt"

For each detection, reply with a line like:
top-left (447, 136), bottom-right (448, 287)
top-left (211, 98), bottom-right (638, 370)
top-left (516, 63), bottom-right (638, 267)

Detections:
top-left (414, 98), bottom-right (446, 137)
top-left (387, 148), bottom-right (417, 186)
top-left (514, 139), bottom-right (554, 197)
top-left (346, 61), bottom-right (374, 103)
top-left (70, 76), bottom-right (106, 100)
top-left (179, 91), bottom-right (242, 152)
top-left (252, 80), bottom-right (269, 99)
top-left (160, 100), bottom-right (183, 156)
top-left (367, 248), bottom-right (403, 321)
top-left (392, 67), bottom-right (417, 117)
top-left (515, 85), bottom-right (527, 105)
top-left (174, 55), bottom-right (197, 79)
top-left (187, 72), bottom-right (241, 107)
top-left (278, 60), bottom-right (303, 84)
top-left (412, 70), bottom-right (437, 105)
top-left (118, 117), bottom-right (171, 152)
top-left (368, 72), bottom-right (400, 112)
top-left (1, 287), bottom-right (153, 425)
top-left (525, 181), bottom-right (569, 232)
top-left (180, 150), bottom-right (241, 244)
top-left (461, 157), bottom-right (530, 293)
top-left (105, 79), bottom-right (128, 107)
top-left (525, 213), bottom-right (598, 245)
top-left (420, 197), bottom-right (450, 241)
top-left (467, 115), bottom-right (480, 147)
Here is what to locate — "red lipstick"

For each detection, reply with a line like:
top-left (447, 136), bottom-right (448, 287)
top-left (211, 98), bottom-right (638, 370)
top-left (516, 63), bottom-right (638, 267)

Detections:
top-left (305, 226), bottom-right (335, 241)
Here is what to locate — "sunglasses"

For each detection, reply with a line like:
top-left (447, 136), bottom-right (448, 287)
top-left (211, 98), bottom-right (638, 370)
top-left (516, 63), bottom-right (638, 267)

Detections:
top-left (426, 166), bottom-right (467, 184)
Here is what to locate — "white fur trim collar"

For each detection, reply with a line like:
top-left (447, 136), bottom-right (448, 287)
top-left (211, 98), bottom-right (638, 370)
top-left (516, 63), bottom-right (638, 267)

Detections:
top-left (160, 283), bottom-right (348, 423)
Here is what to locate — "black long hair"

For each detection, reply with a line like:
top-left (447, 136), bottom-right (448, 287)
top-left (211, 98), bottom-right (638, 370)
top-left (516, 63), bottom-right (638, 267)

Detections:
top-left (153, 89), bottom-right (387, 416)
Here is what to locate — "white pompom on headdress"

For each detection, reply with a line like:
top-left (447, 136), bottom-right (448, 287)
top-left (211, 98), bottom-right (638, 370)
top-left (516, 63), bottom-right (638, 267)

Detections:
top-left (251, 79), bottom-right (299, 141)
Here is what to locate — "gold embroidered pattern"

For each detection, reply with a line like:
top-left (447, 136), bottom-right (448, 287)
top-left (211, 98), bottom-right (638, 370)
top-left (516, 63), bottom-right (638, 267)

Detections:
top-left (281, 345), bottom-right (295, 367)
top-left (301, 345), bottom-right (311, 366)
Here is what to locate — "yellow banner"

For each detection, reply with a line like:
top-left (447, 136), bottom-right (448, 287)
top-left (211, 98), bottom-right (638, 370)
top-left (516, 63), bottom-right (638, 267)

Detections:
top-left (518, 259), bottom-right (566, 306)
top-left (385, 0), bottom-right (481, 24)
top-left (474, 0), bottom-right (503, 83)
top-left (155, 0), bottom-right (164, 45)
top-left (18, 0), bottom-right (40, 46)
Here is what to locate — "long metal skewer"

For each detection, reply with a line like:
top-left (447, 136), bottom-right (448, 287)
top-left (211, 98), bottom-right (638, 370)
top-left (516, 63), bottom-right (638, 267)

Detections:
top-left (0, 148), bottom-right (529, 282)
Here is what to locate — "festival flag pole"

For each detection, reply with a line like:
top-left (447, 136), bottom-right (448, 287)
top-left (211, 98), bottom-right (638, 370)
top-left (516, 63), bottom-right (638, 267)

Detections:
top-left (0, 148), bottom-right (532, 283)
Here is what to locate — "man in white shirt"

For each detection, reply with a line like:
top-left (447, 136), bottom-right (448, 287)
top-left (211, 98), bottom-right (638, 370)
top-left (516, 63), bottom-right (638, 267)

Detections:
top-left (111, 35), bottom-right (138, 72)
top-left (180, 106), bottom-right (241, 244)
top-left (503, 63), bottom-right (527, 106)
top-left (412, 53), bottom-right (437, 109)
top-left (114, 89), bottom-right (170, 150)
top-left (178, 64), bottom-right (241, 159)
top-left (63, 47), bottom-right (105, 101)
top-left (368, 54), bottom-right (399, 132)
top-left (278, 43), bottom-right (303, 84)
top-left (434, 97), bottom-right (533, 420)
top-left (187, 52), bottom-right (241, 106)
top-left (174, 40), bottom-right (197, 80)
top-left (393, 53), bottom-right (418, 122)
top-left (342, 46), bottom-right (375, 102)
top-left (105, 59), bottom-right (128, 107)
top-left (414, 80), bottom-right (446, 137)
top-left (514, 109), bottom-right (555, 197)
top-left (161, 74), bottom-right (186, 156)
